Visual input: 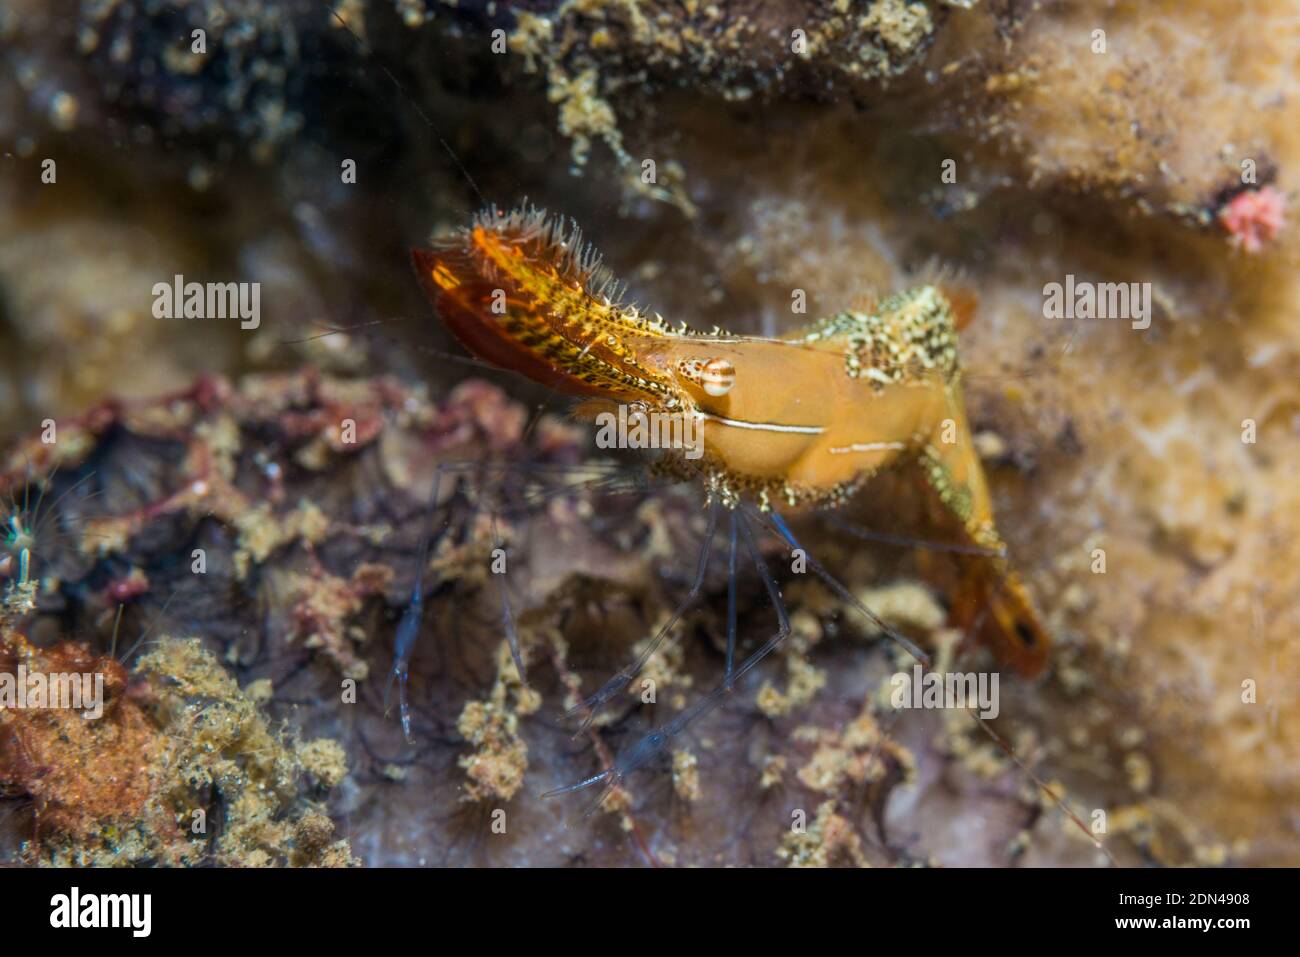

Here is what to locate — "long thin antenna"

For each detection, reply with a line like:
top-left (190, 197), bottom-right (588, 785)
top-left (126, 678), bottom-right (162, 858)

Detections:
top-left (754, 505), bottom-right (1115, 865)
top-left (120, 579), bottom-right (194, 663)
top-left (318, 0), bottom-right (488, 207)
top-left (109, 603), bottom-right (125, 660)
top-left (282, 317), bottom-right (511, 375)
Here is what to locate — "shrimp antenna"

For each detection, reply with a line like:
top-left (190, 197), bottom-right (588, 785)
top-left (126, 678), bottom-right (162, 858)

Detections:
top-left (119, 578), bottom-right (195, 663)
top-left (316, 0), bottom-right (486, 209)
top-left (109, 603), bottom-right (125, 661)
top-left (282, 318), bottom-right (508, 376)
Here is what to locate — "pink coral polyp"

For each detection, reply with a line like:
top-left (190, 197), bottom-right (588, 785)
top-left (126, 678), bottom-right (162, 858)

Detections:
top-left (1218, 186), bottom-right (1286, 253)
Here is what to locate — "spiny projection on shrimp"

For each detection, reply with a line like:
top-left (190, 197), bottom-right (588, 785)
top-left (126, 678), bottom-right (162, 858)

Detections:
top-left (401, 203), bottom-right (1052, 805)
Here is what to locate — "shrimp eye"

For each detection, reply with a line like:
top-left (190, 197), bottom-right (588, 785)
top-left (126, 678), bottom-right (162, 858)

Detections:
top-left (700, 358), bottom-right (736, 396)
top-left (675, 356), bottom-right (736, 397)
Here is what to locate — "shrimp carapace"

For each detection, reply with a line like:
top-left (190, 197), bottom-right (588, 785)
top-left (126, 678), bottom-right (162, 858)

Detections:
top-left (413, 205), bottom-right (1051, 675)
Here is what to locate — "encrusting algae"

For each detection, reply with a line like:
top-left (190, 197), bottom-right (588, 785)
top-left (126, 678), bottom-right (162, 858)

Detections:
top-left (1, 631), bottom-right (356, 866)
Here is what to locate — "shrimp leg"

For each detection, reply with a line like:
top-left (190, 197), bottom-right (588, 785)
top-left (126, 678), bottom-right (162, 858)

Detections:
top-left (545, 503), bottom-right (950, 802)
top-left (820, 512), bottom-right (1005, 557)
top-left (563, 501), bottom-right (721, 734)
top-left (385, 460), bottom-right (459, 742)
top-left (387, 458), bottom-right (666, 742)
top-left (490, 512), bottom-right (525, 683)
top-left (545, 506), bottom-right (790, 806)
top-left (724, 509), bottom-right (738, 686)
top-left (760, 509), bottom-right (932, 668)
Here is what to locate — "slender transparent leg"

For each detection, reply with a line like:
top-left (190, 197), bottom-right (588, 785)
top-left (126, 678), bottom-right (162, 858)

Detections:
top-left (563, 501), bottom-right (722, 734)
top-left (386, 459), bottom-right (641, 742)
top-left (544, 507), bottom-right (791, 806)
top-left (761, 507), bottom-right (931, 667)
top-left (724, 510), bottom-right (738, 687)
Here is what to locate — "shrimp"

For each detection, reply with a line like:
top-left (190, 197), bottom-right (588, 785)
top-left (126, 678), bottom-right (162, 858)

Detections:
top-left (407, 203), bottom-right (1054, 800)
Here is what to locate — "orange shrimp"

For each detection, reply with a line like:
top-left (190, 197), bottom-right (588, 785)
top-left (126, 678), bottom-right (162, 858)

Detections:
top-left (412, 205), bottom-right (1049, 680)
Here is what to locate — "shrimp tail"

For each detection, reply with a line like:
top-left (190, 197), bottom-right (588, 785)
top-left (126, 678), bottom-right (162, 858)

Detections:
top-left (952, 563), bottom-right (1050, 677)
top-left (917, 432), bottom-right (1052, 676)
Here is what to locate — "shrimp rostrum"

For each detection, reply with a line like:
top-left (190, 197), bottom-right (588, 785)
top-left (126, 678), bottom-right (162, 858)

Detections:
top-left (406, 204), bottom-right (1051, 804)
